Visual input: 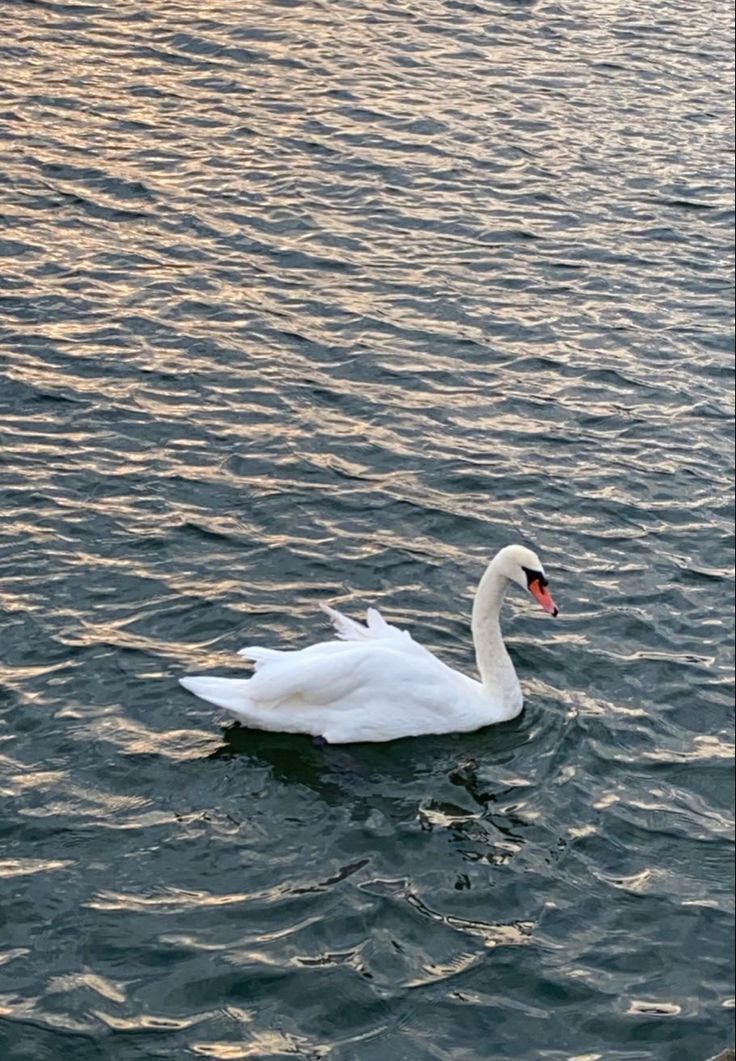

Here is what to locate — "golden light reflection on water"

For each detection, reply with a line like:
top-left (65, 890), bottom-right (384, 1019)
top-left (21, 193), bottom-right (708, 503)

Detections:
top-left (0, 858), bottom-right (72, 878)
top-left (46, 971), bottom-right (127, 1004)
top-left (192, 1033), bottom-right (323, 1061)
top-left (1, 0), bottom-right (733, 1056)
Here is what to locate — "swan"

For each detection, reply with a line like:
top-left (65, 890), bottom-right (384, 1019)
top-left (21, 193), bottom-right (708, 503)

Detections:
top-left (179, 543), bottom-right (558, 744)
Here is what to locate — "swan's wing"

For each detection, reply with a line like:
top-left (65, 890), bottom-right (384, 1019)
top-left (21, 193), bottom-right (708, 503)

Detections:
top-left (240, 642), bottom-right (423, 709)
top-left (234, 608), bottom-right (455, 715)
top-left (320, 603), bottom-right (420, 652)
top-left (319, 604), bottom-right (372, 641)
top-left (236, 646), bottom-right (282, 671)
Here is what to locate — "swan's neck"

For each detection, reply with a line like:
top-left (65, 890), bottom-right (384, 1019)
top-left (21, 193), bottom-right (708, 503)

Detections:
top-left (471, 562), bottom-right (522, 717)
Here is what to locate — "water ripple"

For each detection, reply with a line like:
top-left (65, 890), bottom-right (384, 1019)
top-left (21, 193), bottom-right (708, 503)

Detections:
top-left (0, 0), bottom-right (733, 1058)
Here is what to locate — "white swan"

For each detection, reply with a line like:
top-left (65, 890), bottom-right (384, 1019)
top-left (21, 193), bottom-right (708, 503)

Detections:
top-left (179, 544), bottom-right (558, 744)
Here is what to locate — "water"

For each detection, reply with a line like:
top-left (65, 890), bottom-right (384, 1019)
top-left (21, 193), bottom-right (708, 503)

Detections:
top-left (1, 0), bottom-right (734, 1058)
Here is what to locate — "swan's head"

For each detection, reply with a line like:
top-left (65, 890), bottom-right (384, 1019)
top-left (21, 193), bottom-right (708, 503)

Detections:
top-left (493, 544), bottom-right (558, 617)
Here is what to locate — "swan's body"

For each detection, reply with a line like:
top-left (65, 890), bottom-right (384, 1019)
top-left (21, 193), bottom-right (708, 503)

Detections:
top-left (179, 544), bottom-right (558, 744)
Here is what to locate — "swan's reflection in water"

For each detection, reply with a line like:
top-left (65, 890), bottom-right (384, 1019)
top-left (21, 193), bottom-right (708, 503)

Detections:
top-left (208, 711), bottom-right (550, 861)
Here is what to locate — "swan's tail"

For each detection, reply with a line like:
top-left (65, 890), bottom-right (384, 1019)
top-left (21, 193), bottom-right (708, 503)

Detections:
top-left (179, 675), bottom-right (320, 737)
top-left (179, 676), bottom-right (252, 715)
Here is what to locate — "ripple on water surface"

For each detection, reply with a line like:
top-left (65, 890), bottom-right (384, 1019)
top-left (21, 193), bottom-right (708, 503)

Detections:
top-left (0, 0), bottom-right (734, 1059)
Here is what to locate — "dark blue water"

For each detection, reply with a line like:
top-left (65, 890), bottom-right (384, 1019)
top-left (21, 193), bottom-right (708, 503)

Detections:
top-left (1, 1), bottom-right (734, 1058)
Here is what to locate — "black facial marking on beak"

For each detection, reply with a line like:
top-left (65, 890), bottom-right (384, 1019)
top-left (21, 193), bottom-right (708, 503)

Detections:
top-left (522, 566), bottom-right (548, 589)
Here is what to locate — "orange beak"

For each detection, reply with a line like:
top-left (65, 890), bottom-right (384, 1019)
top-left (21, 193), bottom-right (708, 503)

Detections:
top-left (529, 580), bottom-right (558, 616)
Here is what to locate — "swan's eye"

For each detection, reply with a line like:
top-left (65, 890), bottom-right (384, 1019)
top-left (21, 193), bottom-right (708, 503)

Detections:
top-left (522, 566), bottom-right (548, 589)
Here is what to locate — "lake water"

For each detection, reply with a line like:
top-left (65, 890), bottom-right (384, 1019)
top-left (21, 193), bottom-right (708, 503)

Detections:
top-left (0, 1), bottom-right (734, 1059)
